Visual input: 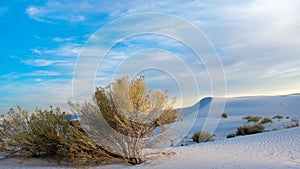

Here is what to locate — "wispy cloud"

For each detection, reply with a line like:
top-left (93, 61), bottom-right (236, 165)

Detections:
top-left (52, 36), bottom-right (77, 42)
top-left (43, 43), bottom-right (82, 57)
top-left (1, 70), bottom-right (60, 79)
top-left (32, 43), bottom-right (82, 57)
top-left (25, 1), bottom-right (87, 23)
top-left (22, 59), bottom-right (69, 67)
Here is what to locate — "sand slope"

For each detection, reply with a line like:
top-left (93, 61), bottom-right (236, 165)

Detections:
top-left (126, 127), bottom-right (300, 169)
top-left (1, 127), bottom-right (299, 169)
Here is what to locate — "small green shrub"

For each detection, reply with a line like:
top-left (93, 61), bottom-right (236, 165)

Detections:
top-left (226, 133), bottom-right (236, 138)
top-left (243, 116), bottom-right (262, 123)
top-left (261, 117), bottom-right (273, 124)
top-left (236, 124), bottom-right (265, 136)
top-left (192, 131), bottom-right (213, 143)
top-left (221, 113), bottom-right (228, 118)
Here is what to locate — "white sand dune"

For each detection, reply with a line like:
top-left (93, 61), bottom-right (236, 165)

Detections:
top-left (179, 94), bottom-right (300, 139)
top-left (1, 127), bottom-right (299, 169)
top-left (124, 127), bottom-right (300, 169)
top-left (0, 94), bottom-right (299, 168)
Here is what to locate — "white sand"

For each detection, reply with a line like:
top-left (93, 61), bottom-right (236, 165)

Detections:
top-left (1, 127), bottom-right (299, 169)
top-left (1, 94), bottom-right (299, 168)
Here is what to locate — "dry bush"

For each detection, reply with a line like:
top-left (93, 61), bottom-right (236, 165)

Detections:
top-left (243, 116), bottom-right (262, 123)
top-left (69, 75), bottom-right (179, 165)
top-left (221, 113), bottom-right (228, 118)
top-left (260, 117), bottom-right (273, 124)
top-left (273, 115), bottom-right (283, 120)
top-left (226, 133), bottom-right (236, 138)
top-left (192, 131), bottom-right (213, 143)
top-left (0, 106), bottom-right (115, 166)
top-left (236, 124), bottom-right (265, 136)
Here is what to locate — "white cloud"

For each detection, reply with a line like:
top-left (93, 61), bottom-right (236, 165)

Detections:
top-left (25, 0), bottom-right (127, 23)
top-left (1, 70), bottom-right (60, 79)
top-left (22, 59), bottom-right (68, 67)
top-left (25, 1), bottom-right (87, 23)
top-left (31, 43), bottom-right (82, 57)
top-left (52, 36), bottom-right (77, 42)
top-left (44, 44), bottom-right (82, 56)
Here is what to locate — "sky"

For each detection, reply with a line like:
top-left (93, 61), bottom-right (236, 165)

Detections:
top-left (1, 0), bottom-right (300, 113)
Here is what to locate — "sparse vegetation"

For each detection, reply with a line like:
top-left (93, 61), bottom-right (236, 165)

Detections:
top-left (288, 118), bottom-right (300, 128)
top-left (221, 113), bottom-right (228, 118)
top-left (226, 133), bottom-right (236, 138)
top-left (192, 131), bottom-right (213, 143)
top-left (0, 106), bottom-right (115, 166)
top-left (243, 116), bottom-right (262, 123)
top-left (260, 117), bottom-right (273, 124)
top-left (236, 124), bottom-right (265, 136)
top-left (0, 75), bottom-right (179, 166)
top-left (284, 122), bottom-right (299, 129)
top-left (273, 115), bottom-right (283, 120)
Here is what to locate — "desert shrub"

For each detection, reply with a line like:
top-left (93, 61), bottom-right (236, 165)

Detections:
top-left (236, 124), bottom-right (265, 136)
top-left (285, 122), bottom-right (299, 129)
top-left (291, 118), bottom-right (300, 123)
top-left (192, 131), bottom-right (213, 143)
top-left (226, 133), bottom-right (236, 138)
top-left (284, 118), bottom-right (299, 129)
top-left (273, 115), bottom-right (283, 120)
top-left (260, 117), bottom-right (273, 124)
top-left (221, 113), bottom-right (228, 118)
top-left (0, 106), bottom-right (115, 166)
top-left (69, 75), bottom-right (179, 165)
top-left (243, 116), bottom-right (262, 123)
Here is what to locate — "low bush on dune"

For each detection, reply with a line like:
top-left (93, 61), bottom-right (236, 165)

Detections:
top-left (273, 115), bottom-right (283, 120)
top-left (236, 124), bottom-right (265, 136)
top-left (285, 119), bottom-right (299, 129)
top-left (260, 117), bottom-right (273, 124)
top-left (0, 106), bottom-right (115, 166)
top-left (243, 116), bottom-right (262, 123)
top-left (221, 113), bottom-right (228, 118)
top-left (192, 131), bottom-right (213, 143)
top-left (226, 133), bottom-right (236, 138)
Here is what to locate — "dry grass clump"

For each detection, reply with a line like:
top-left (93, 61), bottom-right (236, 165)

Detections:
top-left (226, 133), bottom-right (236, 138)
top-left (243, 116), bottom-right (262, 123)
top-left (192, 131), bottom-right (213, 143)
top-left (236, 123), bottom-right (265, 136)
top-left (260, 117), bottom-right (273, 124)
top-left (273, 115), bottom-right (283, 120)
top-left (221, 113), bottom-right (228, 118)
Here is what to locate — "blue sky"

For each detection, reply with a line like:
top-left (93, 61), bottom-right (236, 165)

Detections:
top-left (1, 0), bottom-right (300, 113)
